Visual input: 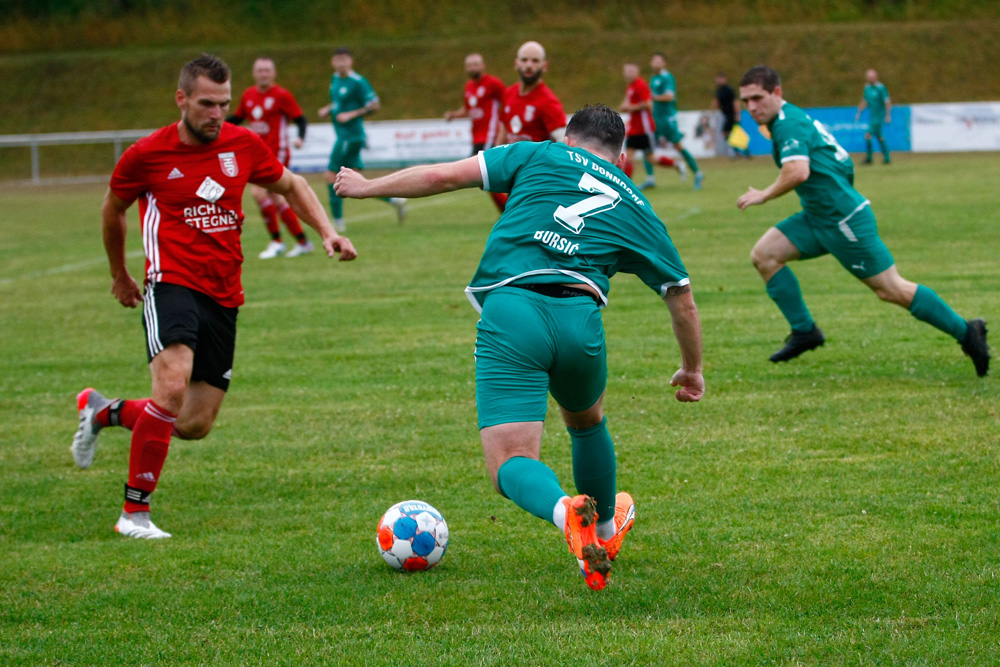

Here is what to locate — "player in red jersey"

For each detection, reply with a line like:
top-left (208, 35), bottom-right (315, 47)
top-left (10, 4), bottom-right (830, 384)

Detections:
top-left (491, 41), bottom-right (567, 212)
top-left (71, 54), bottom-right (357, 539)
top-left (619, 62), bottom-right (675, 189)
top-left (228, 57), bottom-right (314, 259)
top-left (444, 53), bottom-right (507, 212)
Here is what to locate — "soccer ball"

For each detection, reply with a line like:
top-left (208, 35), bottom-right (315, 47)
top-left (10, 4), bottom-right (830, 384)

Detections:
top-left (376, 500), bottom-right (449, 571)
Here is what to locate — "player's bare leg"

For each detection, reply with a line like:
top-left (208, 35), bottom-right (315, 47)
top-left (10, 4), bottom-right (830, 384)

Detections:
top-left (864, 265), bottom-right (988, 376)
top-left (752, 228), bottom-right (824, 361)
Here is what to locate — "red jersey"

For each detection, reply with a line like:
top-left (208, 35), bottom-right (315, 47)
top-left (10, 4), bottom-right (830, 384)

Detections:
top-left (500, 82), bottom-right (566, 143)
top-left (232, 84), bottom-right (303, 166)
top-left (626, 77), bottom-right (656, 137)
top-left (110, 123), bottom-right (285, 308)
top-left (464, 74), bottom-right (506, 147)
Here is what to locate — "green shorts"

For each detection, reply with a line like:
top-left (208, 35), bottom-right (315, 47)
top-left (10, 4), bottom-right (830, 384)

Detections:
top-left (866, 121), bottom-right (884, 139)
top-left (328, 138), bottom-right (365, 172)
top-left (655, 116), bottom-right (684, 144)
top-left (474, 286), bottom-right (606, 430)
top-left (777, 204), bottom-right (895, 280)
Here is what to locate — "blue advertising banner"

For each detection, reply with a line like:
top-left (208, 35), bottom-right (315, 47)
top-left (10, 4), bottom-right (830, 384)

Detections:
top-left (740, 106), bottom-right (911, 156)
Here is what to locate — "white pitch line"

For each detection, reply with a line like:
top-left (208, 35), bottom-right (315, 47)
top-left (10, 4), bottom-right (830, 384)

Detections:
top-left (0, 250), bottom-right (144, 286)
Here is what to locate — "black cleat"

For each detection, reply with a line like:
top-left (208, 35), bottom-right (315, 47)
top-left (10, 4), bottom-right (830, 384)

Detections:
top-left (960, 318), bottom-right (990, 377)
top-left (769, 326), bottom-right (825, 362)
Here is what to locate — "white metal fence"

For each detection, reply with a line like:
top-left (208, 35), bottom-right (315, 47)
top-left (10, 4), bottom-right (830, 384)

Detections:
top-left (0, 129), bottom-right (154, 185)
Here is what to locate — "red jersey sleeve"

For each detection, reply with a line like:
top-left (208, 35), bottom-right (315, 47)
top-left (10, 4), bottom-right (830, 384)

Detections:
top-left (278, 88), bottom-right (304, 119)
top-left (540, 93), bottom-right (567, 136)
top-left (109, 140), bottom-right (148, 204)
top-left (247, 131), bottom-right (285, 184)
top-left (232, 89), bottom-right (251, 120)
top-left (489, 76), bottom-right (506, 101)
top-left (635, 78), bottom-right (652, 103)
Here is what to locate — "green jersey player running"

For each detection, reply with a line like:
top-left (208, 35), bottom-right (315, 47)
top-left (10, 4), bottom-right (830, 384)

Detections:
top-left (335, 104), bottom-right (705, 591)
top-left (650, 52), bottom-right (704, 190)
top-left (318, 47), bottom-right (406, 232)
top-left (737, 65), bottom-right (988, 376)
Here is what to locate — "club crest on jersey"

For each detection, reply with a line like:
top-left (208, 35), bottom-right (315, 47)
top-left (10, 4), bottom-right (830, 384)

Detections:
top-left (197, 176), bottom-right (226, 203)
top-left (524, 105), bottom-right (536, 122)
top-left (264, 97), bottom-right (274, 110)
top-left (218, 152), bottom-right (238, 177)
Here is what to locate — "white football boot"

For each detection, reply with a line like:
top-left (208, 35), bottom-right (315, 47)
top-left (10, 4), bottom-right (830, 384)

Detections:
top-left (115, 511), bottom-right (171, 539)
top-left (72, 388), bottom-right (113, 469)
top-left (285, 240), bottom-right (315, 258)
top-left (389, 198), bottom-right (407, 224)
top-left (258, 241), bottom-right (287, 259)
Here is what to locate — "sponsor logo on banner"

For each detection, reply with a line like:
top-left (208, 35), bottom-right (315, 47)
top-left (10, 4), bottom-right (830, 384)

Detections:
top-left (218, 152), bottom-right (238, 177)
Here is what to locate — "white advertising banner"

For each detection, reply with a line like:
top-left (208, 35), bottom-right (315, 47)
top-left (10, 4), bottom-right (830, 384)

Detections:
top-left (910, 102), bottom-right (1000, 152)
top-left (288, 111), bottom-right (714, 173)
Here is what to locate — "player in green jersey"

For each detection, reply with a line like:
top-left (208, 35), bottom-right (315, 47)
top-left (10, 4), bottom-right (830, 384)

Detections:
top-left (335, 104), bottom-right (705, 590)
top-left (318, 48), bottom-right (406, 232)
top-left (649, 52), bottom-right (704, 190)
top-left (737, 66), bottom-right (988, 376)
top-left (855, 68), bottom-right (892, 165)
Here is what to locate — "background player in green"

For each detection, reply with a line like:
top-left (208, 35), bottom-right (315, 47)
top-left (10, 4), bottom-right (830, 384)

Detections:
top-left (334, 105), bottom-right (705, 591)
top-left (855, 68), bottom-right (892, 165)
top-left (318, 47), bottom-right (406, 232)
top-left (649, 52), bottom-right (704, 190)
top-left (737, 65), bottom-right (988, 376)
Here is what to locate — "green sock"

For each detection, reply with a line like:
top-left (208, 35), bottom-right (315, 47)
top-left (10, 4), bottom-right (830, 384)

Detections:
top-left (497, 457), bottom-right (568, 525)
top-left (766, 266), bottom-right (815, 333)
top-left (569, 417), bottom-right (616, 524)
top-left (680, 148), bottom-right (699, 174)
top-left (642, 155), bottom-right (654, 177)
top-left (909, 284), bottom-right (967, 341)
top-left (327, 183), bottom-right (343, 219)
top-left (866, 138), bottom-right (873, 162)
top-left (878, 137), bottom-right (891, 163)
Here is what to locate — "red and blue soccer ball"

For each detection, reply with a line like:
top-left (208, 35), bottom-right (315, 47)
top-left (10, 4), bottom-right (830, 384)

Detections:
top-left (377, 500), bottom-right (449, 571)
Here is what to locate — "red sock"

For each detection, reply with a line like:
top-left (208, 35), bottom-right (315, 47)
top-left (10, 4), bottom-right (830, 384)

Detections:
top-left (278, 203), bottom-right (305, 238)
top-left (123, 401), bottom-right (176, 514)
top-left (657, 155), bottom-right (676, 167)
top-left (260, 199), bottom-right (281, 239)
top-left (490, 192), bottom-right (508, 212)
top-left (98, 398), bottom-right (151, 430)
top-left (623, 160), bottom-right (634, 178)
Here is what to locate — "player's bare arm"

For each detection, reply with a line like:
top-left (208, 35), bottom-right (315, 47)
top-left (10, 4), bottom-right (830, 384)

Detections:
top-left (335, 156), bottom-right (483, 200)
top-left (737, 159), bottom-right (810, 210)
top-left (444, 107), bottom-right (468, 121)
top-left (662, 284), bottom-right (704, 403)
top-left (336, 100), bottom-right (380, 125)
top-left (101, 188), bottom-right (142, 308)
top-left (263, 168), bottom-right (357, 261)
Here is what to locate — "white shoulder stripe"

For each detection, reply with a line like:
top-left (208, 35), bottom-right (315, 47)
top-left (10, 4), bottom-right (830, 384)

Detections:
top-left (477, 151), bottom-right (490, 191)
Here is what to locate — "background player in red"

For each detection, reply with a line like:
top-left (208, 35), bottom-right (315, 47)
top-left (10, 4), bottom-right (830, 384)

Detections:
top-left (444, 53), bottom-right (507, 212)
top-left (71, 54), bottom-right (357, 539)
top-left (492, 41), bottom-right (567, 212)
top-left (619, 62), bottom-right (671, 189)
top-left (228, 57), bottom-right (314, 259)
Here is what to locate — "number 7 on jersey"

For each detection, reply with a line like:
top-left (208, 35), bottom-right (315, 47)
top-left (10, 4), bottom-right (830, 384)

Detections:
top-left (554, 173), bottom-right (622, 234)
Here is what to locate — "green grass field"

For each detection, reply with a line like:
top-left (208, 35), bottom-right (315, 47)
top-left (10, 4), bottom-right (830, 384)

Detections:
top-left (1, 153), bottom-right (997, 665)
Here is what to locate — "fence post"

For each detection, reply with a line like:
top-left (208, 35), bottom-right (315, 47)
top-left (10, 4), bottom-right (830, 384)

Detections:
top-left (31, 138), bottom-right (40, 185)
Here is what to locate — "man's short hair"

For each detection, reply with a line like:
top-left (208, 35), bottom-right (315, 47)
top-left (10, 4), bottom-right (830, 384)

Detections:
top-left (566, 105), bottom-right (625, 157)
top-left (740, 65), bottom-right (781, 92)
top-left (333, 47), bottom-right (352, 56)
top-left (178, 54), bottom-right (230, 95)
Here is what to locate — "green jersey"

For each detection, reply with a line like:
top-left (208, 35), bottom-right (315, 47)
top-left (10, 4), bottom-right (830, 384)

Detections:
top-left (863, 82), bottom-right (890, 118)
top-left (329, 71), bottom-right (378, 141)
top-left (769, 101), bottom-right (868, 221)
top-left (650, 69), bottom-right (677, 119)
top-left (469, 141), bottom-right (690, 311)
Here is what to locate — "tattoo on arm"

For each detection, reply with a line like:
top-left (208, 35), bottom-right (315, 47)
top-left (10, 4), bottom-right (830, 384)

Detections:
top-left (665, 285), bottom-right (691, 297)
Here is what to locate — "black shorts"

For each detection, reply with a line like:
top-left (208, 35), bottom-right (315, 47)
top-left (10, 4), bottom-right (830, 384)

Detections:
top-left (142, 282), bottom-right (238, 391)
top-left (625, 134), bottom-right (653, 151)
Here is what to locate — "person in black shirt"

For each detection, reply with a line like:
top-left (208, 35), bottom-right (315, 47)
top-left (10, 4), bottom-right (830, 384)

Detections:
top-left (713, 73), bottom-right (749, 158)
